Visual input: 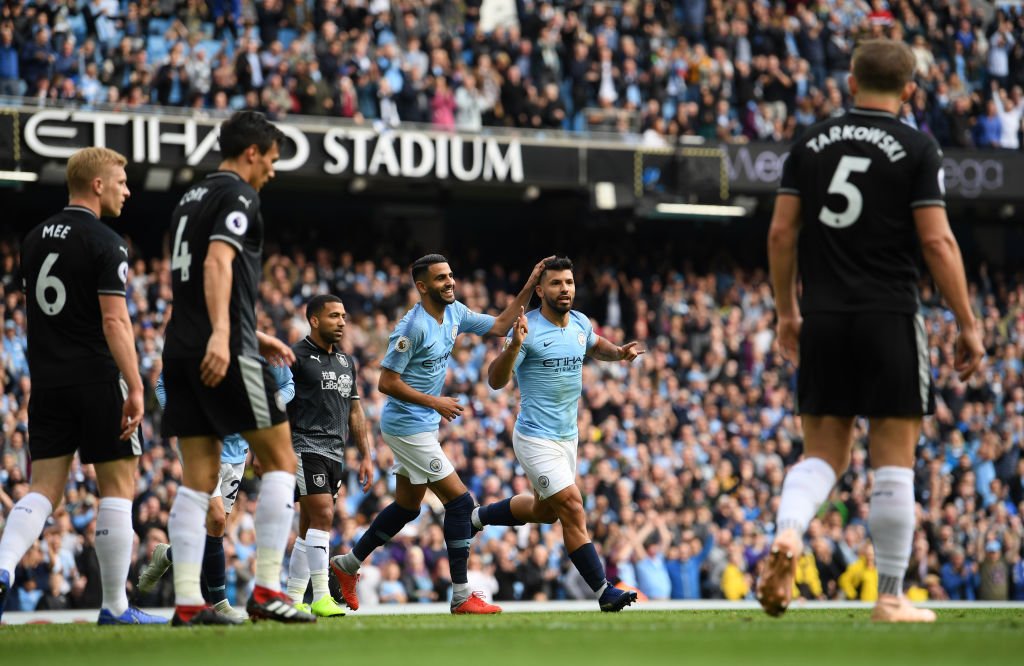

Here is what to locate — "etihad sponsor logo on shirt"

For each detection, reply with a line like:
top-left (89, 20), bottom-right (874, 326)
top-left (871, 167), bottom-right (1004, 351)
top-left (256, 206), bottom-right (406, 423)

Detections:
top-left (541, 355), bottom-right (585, 372)
top-left (421, 349), bottom-right (452, 371)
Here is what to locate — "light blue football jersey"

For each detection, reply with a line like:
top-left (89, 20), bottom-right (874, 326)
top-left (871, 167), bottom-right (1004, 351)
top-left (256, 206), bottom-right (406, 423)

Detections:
top-left (155, 363), bottom-right (294, 464)
top-left (511, 309), bottom-right (598, 441)
top-left (380, 300), bottom-right (494, 436)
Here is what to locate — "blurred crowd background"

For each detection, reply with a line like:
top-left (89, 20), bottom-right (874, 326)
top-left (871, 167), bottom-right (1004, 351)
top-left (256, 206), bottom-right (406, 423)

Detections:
top-left (1, 236), bottom-right (1023, 611)
top-left (3, 0), bottom-right (1024, 146)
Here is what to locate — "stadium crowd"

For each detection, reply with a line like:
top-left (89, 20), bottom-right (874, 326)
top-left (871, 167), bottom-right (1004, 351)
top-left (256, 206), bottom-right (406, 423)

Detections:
top-left (0, 238), bottom-right (1022, 612)
top-left (3, 0), bottom-right (1024, 145)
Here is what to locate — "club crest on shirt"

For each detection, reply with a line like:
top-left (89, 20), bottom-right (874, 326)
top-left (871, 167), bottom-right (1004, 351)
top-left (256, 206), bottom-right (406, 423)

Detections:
top-left (577, 333), bottom-right (586, 347)
top-left (336, 354), bottom-right (348, 367)
top-left (538, 475), bottom-right (550, 489)
top-left (313, 474), bottom-right (326, 487)
top-left (451, 324), bottom-right (458, 341)
top-left (429, 458), bottom-right (443, 473)
top-left (396, 336), bottom-right (411, 352)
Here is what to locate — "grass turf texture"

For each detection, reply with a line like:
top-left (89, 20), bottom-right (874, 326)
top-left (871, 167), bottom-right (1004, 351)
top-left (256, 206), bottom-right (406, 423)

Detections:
top-left (3, 609), bottom-right (1022, 666)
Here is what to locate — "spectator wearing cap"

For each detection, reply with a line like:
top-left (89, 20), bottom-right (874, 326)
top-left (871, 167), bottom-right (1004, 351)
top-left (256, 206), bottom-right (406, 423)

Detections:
top-left (979, 540), bottom-right (1010, 601)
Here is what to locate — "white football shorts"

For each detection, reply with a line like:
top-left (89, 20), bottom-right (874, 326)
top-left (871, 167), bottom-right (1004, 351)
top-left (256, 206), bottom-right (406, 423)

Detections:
top-left (211, 461), bottom-right (246, 514)
top-left (382, 430), bottom-right (455, 485)
top-left (512, 429), bottom-right (578, 500)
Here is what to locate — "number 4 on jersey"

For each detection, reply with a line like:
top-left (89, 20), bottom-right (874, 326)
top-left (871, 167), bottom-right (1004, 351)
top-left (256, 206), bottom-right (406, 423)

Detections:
top-left (819, 156), bottom-right (872, 229)
top-left (172, 215), bottom-right (192, 282)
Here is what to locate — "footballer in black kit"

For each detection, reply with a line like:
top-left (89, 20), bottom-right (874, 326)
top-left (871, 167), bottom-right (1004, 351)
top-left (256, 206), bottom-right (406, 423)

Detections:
top-left (778, 104), bottom-right (944, 417)
top-left (161, 168), bottom-right (288, 438)
top-left (290, 335), bottom-right (358, 499)
top-left (22, 205), bottom-right (140, 461)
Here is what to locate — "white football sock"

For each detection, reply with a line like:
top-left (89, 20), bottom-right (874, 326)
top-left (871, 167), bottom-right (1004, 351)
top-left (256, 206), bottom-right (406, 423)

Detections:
top-left (775, 457), bottom-right (837, 536)
top-left (338, 551), bottom-right (360, 574)
top-left (254, 471), bottom-right (296, 590)
top-left (869, 466), bottom-right (915, 597)
top-left (95, 497), bottom-right (133, 616)
top-left (285, 537), bottom-right (309, 603)
top-left (305, 529), bottom-right (330, 599)
top-left (0, 492), bottom-right (52, 577)
top-left (168, 486), bottom-right (210, 606)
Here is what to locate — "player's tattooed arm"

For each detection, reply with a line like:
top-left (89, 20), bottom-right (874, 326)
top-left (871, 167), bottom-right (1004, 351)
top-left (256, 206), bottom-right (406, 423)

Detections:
top-left (488, 307), bottom-right (527, 388)
top-left (349, 403), bottom-right (374, 492)
top-left (588, 336), bottom-right (645, 362)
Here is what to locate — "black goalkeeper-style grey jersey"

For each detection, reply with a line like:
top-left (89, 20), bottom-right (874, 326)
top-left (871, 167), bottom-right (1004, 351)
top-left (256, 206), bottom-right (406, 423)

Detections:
top-left (288, 337), bottom-right (357, 462)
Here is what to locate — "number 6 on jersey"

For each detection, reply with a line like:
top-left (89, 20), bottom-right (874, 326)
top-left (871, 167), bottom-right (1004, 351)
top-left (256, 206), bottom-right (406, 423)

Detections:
top-left (819, 156), bottom-right (872, 229)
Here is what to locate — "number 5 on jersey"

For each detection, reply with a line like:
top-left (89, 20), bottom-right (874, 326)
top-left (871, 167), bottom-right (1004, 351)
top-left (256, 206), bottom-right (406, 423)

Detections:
top-left (172, 215), bottom-right (192, 282)
top-left (819, 156), bottom-right (872, 229)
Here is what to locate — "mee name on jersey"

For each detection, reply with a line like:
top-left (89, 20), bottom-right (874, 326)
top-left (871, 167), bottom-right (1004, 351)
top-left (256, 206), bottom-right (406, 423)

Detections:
top-left (21, 206), bottom-right (129, 388)
top-left (512, 309), bottom-right (598, 441)
top-left (289, 338), bottom-right (358, 462)
top-left (379, 301), bottom-right (494, 436)
top-left (163, 171), bottom-right (264, 359)
top-left (779, 108), bottom-right (945, 315)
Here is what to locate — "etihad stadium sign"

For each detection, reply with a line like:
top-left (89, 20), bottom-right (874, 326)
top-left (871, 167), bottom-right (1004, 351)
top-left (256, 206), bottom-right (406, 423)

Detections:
top-left (19, 109), bottom-right (526, 182)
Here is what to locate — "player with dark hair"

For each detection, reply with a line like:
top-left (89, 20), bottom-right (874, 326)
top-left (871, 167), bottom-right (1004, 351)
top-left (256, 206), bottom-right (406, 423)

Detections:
top-left (759, 39), bottom-right (984, 622)
top-left (284, 294), bottom-right (372, 618)
top-left (331, 254), bottom-right (551, 614)
top-left (475, 256), bottom-right (643, 612)
top-left (0, 148), bottom-right (164, 625)
top-left (162, 111), bottom-right (314, 625)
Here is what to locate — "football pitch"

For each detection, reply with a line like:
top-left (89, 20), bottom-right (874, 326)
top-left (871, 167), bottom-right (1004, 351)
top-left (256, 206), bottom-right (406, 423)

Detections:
top-left (3, 609), bottom-right (1023, 666)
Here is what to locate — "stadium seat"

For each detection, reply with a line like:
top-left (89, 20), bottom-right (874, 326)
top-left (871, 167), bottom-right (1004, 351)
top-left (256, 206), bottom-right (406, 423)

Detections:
top-left (277, 28), bottom-right (298, 49)
top-left (148, 17), bottom-right (172, 37)
top-left (147, 35), bottom-right (170, 62)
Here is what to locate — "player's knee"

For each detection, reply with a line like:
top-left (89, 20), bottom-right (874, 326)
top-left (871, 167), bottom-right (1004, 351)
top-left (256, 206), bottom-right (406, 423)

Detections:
top-left (206, 511), bottom-right (226, 536)
top-left (553, 493), bottom-right (584, 524)
top-left (310, 503), bottom-right (334, 530)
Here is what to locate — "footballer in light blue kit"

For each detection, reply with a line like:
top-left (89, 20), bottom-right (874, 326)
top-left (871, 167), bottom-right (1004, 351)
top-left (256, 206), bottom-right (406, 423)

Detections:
top-left (330, 253), bottom-right (551, 615)
top-left (475, 256), bottom-right (644, 613)
top-left (140, 362), bottom-right (294, 620)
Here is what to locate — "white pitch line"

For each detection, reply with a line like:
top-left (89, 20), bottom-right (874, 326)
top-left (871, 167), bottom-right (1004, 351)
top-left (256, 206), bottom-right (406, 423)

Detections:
top-left (3, 601), bottom-right (1023, 625)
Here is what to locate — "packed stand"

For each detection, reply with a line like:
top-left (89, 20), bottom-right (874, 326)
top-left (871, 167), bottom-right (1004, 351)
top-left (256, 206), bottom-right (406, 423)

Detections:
top-left (1, 0), bottom-right (1024, 146)
top-left (0, 237), bottom-right (1022, 611)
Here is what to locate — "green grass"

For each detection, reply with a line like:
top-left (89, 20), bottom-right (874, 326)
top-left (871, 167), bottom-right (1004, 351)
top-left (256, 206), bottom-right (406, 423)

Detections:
top-left (4, 610), bottom-right (1023, 666)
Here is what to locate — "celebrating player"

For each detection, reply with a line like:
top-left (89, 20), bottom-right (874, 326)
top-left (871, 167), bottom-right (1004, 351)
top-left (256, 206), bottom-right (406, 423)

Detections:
top-left (474, 256), bottom-right (642, 612)
top-left (285, 295), bottom-right (372, 618)
top-left (331, 254), bottom-right (551, 614)
top-left (161, 111), bottom-right (314, 625)
top-left (139, 356), bottom-right (295, 622)
top-left (759, 39), bottom-right (984, 622)
top-left (0, 148), bottom-right (165, 625)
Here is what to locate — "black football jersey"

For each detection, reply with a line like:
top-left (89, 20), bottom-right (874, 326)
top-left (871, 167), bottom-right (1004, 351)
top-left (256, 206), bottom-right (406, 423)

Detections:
top-left (288, 337), bottom-right (358, 463)
top-left (779, 107), bottom-right (946, 315)
top-left (163, 171), bottom-right (264, 359)
top-left (21, 206), bottom-right (129, 388)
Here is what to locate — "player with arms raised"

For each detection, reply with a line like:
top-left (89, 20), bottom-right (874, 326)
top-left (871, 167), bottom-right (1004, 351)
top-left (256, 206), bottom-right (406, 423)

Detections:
top-left (474, 257), bottom-right (641, 612)
top-left (759, 40), bottom-right (984, 622)
top-left (161, 111), bottom-right (314, 625)
top-left (331, 254), bottom-right (550, 614)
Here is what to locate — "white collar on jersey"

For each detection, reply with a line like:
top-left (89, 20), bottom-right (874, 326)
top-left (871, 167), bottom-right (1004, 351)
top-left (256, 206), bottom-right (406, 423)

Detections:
top-left (303, 336), bottom-right (334, 355)
top-left (63, 205), bottom-right (98, 218)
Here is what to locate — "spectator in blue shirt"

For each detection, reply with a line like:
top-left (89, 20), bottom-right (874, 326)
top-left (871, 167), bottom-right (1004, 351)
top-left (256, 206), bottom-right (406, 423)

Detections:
top-left (975, 100), bottom-right (1003, 148)
top-left (20, 28), bottom-right (55, 94)
top-left (666, 533), bottom-right (714, 599)
top-left (941, 548), bottom-right (980, 600)
top-left (0, 24), bottom-right (19, 96)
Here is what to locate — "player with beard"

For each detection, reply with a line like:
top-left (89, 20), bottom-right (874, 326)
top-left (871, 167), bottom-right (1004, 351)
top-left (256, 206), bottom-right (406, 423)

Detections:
top-left (331, 253), bottom-right (550, 614)
top-left (285, 295), bottom-right (373, 618)
top-left (474, 256), bottom-right (643, 612)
